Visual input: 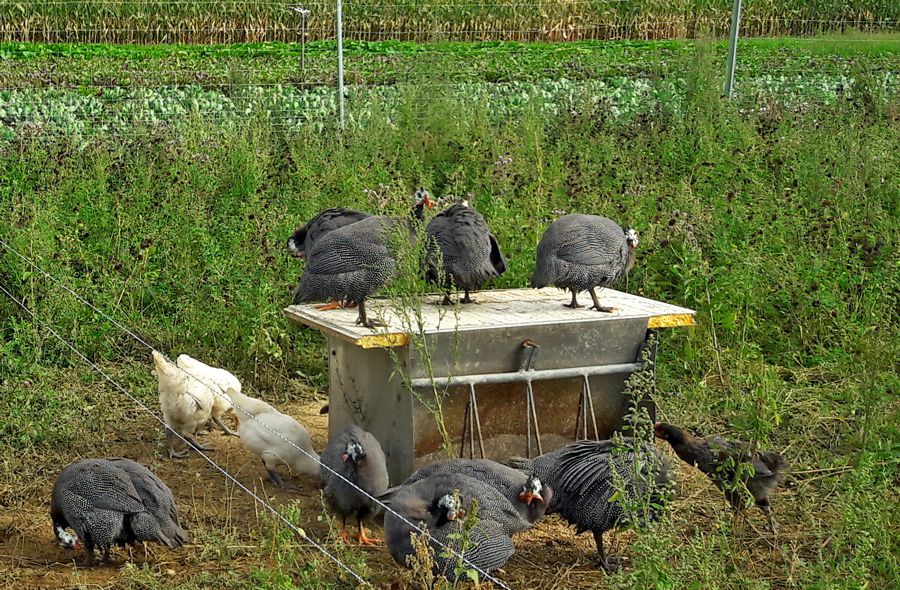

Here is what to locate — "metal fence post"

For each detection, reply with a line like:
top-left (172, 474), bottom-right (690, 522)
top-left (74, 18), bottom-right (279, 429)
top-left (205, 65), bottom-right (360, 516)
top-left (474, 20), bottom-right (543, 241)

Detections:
top-left (336, 0), bottom-right (346, 130)
top-left (724, 0), bottom-right (742, 98)
top-left (288, 5), bottom-right (310, 82)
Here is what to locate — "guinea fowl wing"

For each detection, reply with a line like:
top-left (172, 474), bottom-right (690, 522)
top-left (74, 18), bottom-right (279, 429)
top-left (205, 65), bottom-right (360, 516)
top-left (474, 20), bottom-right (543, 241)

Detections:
top-left (57, 460), bottom-right (146, 515)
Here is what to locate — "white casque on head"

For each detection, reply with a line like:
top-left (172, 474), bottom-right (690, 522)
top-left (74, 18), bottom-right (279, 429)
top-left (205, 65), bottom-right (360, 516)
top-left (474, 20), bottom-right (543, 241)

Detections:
top-left (56, 525), bottom-right (78, 549)
top-left (626, 227), bottom-right (639, 247)
top-left (437, 493), bottom-right (461, 520)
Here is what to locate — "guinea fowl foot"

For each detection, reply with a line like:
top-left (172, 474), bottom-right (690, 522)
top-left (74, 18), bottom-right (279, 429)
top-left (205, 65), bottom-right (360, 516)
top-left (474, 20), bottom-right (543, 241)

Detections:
top-left (564, 302), bottom-right (585, 309)
top-left (266, 469), bottom-right (301, 492)
top-left (599, 555), bottom-right (621, 573)
top-left (213, 417), bottom-right (239, 437)
top-left (338, 529), bottom-right (352, 543)
top-left (461, 291), bottom-right (476, 304)
top-left (356, 317), bottom-right (384, 328)
top-left (590, 304), bottom-right (618, 313)
top-left (315, 300), bottom-right (344, 311)
top-left (355, 528), bottom-right (382, 546)
top-left (168, 447), bottom-right (190, 460)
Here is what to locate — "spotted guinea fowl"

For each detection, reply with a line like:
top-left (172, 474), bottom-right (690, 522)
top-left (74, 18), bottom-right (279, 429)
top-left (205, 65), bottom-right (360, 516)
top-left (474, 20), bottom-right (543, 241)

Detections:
top-left (531, 213), bottom-right (639, 312)
top-left (383, 472), bottom-right (527, 577)
top-left (292, 189), bottom-right (435, 328)
top-left (107, 458), bottom-right (189, 551)
top-left (508, 439), bottom-right (672, 571)
top-left (288, 207), bottom-right (373, 261)
top-left (320, 425), bottom-right (389, 545)
top-left (425, 200), bottom-right (507, 305)
top-left (51, 459), bottom-right (187, 564)
top-left (654, 423), bottom-right (787, 534)
top-left (383, 458), bottom-right (552, 525)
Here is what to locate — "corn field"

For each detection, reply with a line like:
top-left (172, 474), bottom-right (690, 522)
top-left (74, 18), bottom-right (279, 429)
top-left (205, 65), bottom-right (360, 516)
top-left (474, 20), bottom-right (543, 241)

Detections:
top-left (1, 0), bottom-right (898, 44)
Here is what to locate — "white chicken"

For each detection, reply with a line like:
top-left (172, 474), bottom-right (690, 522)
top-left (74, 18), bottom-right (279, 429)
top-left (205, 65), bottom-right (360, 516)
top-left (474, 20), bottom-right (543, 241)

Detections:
top-left (175, 354), bottom-right (239, 436)
top-left (225, 387), bottom-right (319, 490)
top-left (151, 350), bottom-right (216, 460)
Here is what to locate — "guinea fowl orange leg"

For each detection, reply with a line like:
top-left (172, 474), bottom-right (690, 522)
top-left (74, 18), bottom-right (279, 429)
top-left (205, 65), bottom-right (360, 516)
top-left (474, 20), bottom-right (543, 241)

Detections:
top-left (315, 300), bottom-right (344, 311)
top-left (565, 290), bottom-right (584, 309)
top-left (356, 521), bottom-right (382, 546)
top-left (588, 287), bottom-right (616, 313)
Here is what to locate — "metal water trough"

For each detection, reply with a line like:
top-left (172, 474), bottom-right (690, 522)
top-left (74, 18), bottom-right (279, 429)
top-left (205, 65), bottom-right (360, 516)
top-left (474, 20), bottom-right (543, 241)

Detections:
top-left (285, 288), bottom-right (695, 483)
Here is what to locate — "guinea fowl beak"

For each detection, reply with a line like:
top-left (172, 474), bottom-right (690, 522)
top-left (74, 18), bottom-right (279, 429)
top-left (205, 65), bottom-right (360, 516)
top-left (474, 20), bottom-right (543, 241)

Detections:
top-left (341, 453), bottom-right (350, 462)
top-left (518, 491), bottom-right (543, 505)
top-left (424, 194), bottom-right (435, 209)
top-left (291, 250), bottom-right (305, 259)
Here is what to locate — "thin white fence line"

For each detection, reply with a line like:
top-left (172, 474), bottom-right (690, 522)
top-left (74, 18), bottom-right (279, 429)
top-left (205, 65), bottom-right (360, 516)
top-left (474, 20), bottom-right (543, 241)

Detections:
top-left (0, 238), bottom-right (517, 590)
top-left (0, 281), bottom-right (369, 586)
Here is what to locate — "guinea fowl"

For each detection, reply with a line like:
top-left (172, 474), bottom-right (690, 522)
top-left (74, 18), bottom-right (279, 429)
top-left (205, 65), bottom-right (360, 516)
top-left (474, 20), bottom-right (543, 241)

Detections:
top-left (531, 213), bottom-right (639, 312)
top-left (51, 459), bottom-right (187, 565)
top-left (654, 423), bottom-right (787, 533)
top-left (383, 472), bottom-right (529, 577)
top-left (292, 189), bottom-right (435, 328)
top-left (425, 200), bottom-right (507, 304)
top-left (287, 207), bottom-right (373, 261)
top-left (106, 458), bottom-right (189, 551)
top-left (508, 439), bottom-right (672, 572)
top-left (151, 351), bottom-right (215, 459)
top-left (175, 354), bottom-right (238, 436)
top-left (320, 425), bottom-right (389, 545)
top-left (225, 387), bottom-right (319, 490)
top-left (385, 458), bottom-right (552, 525)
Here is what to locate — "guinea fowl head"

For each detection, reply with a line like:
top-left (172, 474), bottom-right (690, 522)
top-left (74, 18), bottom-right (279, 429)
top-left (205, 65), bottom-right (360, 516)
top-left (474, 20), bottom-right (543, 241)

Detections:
top-left (625, 227), bottom-right (639, 247)
top-left (341, 440), bottom-right (366, 464)
top-left (517, 475), bottom-right (545, 506)
top-left (412, 188), bottom-right (435, 220)
top-left (55, 525), bottom-right (80, 549)
top-left (435, 491), bottom-right (465, 526)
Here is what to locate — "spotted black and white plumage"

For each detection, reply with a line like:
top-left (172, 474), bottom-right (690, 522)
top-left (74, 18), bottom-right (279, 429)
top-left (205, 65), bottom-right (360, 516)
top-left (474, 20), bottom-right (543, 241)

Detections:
top-left (383, 472), bottom-right (524, 577)
top-left (50, 459), bottom-right (186, 564)
top-left (425, 203), bottom-right (507, 304)
top-left (292, 215), bottom-right (400, 328)
top-left (386, 458), bottom-right (552, 524)
top-left (287, 207), bottom-right (373, 260)
top-left (508, 439), bottom-right (671, 571)
top-left (320, 425), bottom-right (389, 543)
top-left (107, 458), bottom-right (189, 549)
top-left (531, 214), bottom-right (638, 311)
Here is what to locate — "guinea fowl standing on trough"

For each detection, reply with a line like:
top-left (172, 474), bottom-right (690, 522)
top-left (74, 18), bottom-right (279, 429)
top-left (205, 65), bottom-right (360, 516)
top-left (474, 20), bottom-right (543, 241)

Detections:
top-left (292, 188), bottom-right (435, 328)
top-left (225, 387), bottom-right (319, 491)
top-left (383, 471), bottom-right (531, 577)
top-left (51, 459), bottom-right (187, 565)
top-left (508, 439), bottom-right (672, 571)
top-left (425, 200), bottom-right (507, 305)
top-left (288, 206), bottom-right (373, 310)
top-left (654, 422), bottom-right (788, 534)
top-left (151, 351), bottom-right (215, 459)
top-left (175, 354), bottom-right (239, 436)
top-left (531, 213), bottom-right (639, 312)
top-left (320, 425), bottom-right (389, 545)
top-left (383, 458), bottom-right (552, 525)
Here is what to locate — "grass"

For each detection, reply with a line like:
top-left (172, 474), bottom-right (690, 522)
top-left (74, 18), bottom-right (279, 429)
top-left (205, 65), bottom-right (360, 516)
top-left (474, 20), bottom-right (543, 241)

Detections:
top-left (1, 0), bottom-right (898, 44)
top-left (1, 43), bottom-right (899, 588)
